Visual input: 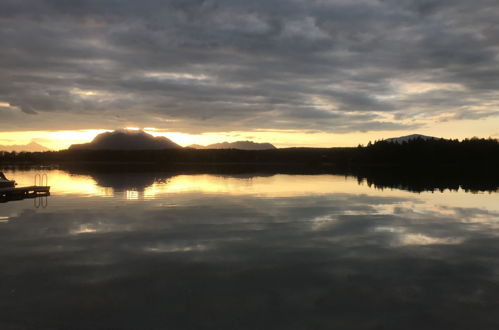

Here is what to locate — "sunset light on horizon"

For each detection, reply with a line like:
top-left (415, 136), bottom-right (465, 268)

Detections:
top-left (1, 120), bottom-right (498, 151)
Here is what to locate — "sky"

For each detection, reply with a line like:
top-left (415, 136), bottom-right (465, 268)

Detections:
top-left (1, 0), bottom-right (498, 149)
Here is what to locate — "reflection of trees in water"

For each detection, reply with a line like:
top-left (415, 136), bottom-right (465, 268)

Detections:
top-left (349, 167), bottom-right (499, 193)
top-left (60, 163), bottom-right (499, 194)
top-left (85, 169), bottom-right (499, 194)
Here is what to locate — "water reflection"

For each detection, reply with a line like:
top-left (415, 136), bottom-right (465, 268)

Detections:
top-left (350, 167), bottom-right (499, 193)
top-left (5, 168), bottom-right (498, 199)
top-left (33, 195), bottom-right (48, 208)
top-left (1, 169), bottom-right (499, 329)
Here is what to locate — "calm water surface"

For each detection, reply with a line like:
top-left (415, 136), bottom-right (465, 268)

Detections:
top-left (1, 169), bottom-right (499, 329)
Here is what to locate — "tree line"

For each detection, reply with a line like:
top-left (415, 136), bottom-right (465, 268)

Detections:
top-left (1, 137), bottom-right (498, 169)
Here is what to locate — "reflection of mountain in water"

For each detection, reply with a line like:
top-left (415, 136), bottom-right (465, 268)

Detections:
top-left (89, 172), bottom-right (171, 192)
top-left (59, 164), bottom-right (172, 194)
top-left (60, 163), bottom-right (499, 193)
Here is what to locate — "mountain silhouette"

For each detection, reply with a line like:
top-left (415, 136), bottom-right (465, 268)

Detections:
top-left (0, 141), bottom-right (50, 152)
top-left (188, 141), bottom-right (276, 150)
top-left (69, 130), bottom-right (182, 150)
top-left (384, 134), bottom-right (441, 144)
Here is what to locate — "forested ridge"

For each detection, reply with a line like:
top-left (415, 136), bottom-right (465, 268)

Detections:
top-left (1, 137), bottom-right (498, 169)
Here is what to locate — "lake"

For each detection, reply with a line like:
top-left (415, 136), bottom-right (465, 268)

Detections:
top-left (1, 168), bottom-right (499, 329)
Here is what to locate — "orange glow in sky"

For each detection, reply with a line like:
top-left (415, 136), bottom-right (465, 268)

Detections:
top-left (0, 117), bottom-right (498, 151)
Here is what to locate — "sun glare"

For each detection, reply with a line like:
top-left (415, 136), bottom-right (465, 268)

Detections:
top-left (0, 129), bottom-right (110, 150)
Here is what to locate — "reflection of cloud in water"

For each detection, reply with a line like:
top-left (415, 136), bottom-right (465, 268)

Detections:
top-left (310, 215), bottom-right (337, 231)
top-left (1, 172), bottom-right (499, 328)
top-left (375, 227), bottom-right (465, 246)
top-left (71, 224), bottom-right (97, 235)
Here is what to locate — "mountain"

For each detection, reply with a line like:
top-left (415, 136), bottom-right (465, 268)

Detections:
top-left (0, 141), bottom-right (51, 152)
top-left (69, 130), bottom-right (182, 150)
top-left (188, 141), bottom-right (277, 150)
top-left (384, 134), bottom-right (441, 144)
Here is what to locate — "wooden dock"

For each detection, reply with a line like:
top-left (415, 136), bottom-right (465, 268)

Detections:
top-left (0, 186), bottom-right (50, 202)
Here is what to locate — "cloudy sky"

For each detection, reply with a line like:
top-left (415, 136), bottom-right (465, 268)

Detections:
top-left (1, 0), bottom-right (498, 149)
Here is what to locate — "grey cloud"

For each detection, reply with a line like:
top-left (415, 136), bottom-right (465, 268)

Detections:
top-left (0, 0), bottom-right (498, 132)
top-left (448, 109), bottom-right (499, 121)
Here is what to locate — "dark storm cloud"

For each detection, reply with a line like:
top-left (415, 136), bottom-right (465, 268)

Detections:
top-left (0, 0), bottom-right (498, 132)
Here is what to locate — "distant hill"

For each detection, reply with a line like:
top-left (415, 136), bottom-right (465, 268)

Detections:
top-left (188, 141), bottom-right (276, 150)
top-left (69, 130), bottom-right (182, 150)
top-left (384, 134), bottom-right (441, 144)
top-left (0, 141), bottom-right (50, 152)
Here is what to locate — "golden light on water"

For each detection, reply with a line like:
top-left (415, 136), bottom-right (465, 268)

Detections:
top-left (5, 169), bottom-right (496, 213)
top-left (126, 190), bottom-right (140, 200)
top-left (3, 169), bottom-right (499, 248)
top-left (5, 170), bottom-right (114, 197)
top-left (0, 170), bottom-right (367, 208)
